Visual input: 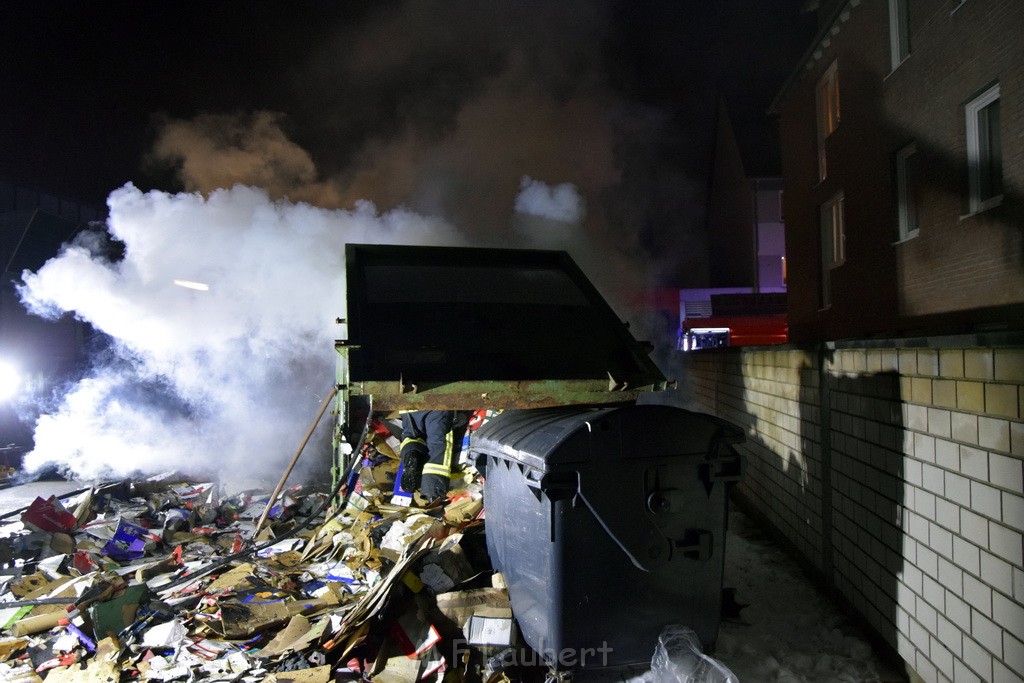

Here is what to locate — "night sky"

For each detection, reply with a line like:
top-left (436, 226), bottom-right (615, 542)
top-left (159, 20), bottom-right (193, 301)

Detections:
top-left (1, 0), bottom-right (815, 285)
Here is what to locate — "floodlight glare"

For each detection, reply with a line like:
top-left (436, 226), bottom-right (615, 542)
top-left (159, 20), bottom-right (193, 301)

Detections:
top-left (0, 362), bottom-right (20, 401)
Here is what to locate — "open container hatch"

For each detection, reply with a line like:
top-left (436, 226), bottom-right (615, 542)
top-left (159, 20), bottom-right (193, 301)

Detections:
top-left (339, 244), bottom-right (670, 412)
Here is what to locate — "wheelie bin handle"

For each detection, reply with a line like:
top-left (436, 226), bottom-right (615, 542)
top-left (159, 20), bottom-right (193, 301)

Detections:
top-left (577, 489), bottom-right (655, 572)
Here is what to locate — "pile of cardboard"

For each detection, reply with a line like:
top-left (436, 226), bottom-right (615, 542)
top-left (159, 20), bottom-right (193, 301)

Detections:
top-left (0, 418), bottom-right (522, 682)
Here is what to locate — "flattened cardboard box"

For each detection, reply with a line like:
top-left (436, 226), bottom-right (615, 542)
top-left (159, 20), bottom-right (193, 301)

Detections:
top-left (434, 588), bottom-right (511, 631)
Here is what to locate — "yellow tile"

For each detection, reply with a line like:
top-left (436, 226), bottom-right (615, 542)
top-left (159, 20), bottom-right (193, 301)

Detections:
top-left (932, 380), bottom-right (957, 408)
top-left (917, 350), bottom-right (939, 377)
top-left (900, 376), bottom-right (914, 401)
top-left (899, 349), bottom-right (918, 375)
top-left (964, 349), bottom-right (994, 380)
top-left (911, 377), bottom-right (932, 405)
top-left (939, 349), bottom-right (965, 379)
top-left (994, 349), bottom-right (1024, 383)
top-left (986, 383), bottom-right (1020, 419)
top-left (866, 350), bottom-right (882, 374)
top-left (956, 381), bottom-right (985, 413)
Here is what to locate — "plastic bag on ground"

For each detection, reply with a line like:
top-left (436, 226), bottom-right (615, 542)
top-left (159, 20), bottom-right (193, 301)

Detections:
top-left (642, 625), bottom-right (739, 683)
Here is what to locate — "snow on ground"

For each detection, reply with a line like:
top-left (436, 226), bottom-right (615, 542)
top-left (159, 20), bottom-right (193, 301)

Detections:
top-left (715, 504), bottom-right (905, 683)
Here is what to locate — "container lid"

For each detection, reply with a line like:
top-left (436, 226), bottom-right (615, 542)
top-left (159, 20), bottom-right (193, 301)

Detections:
top-left (342, 244), bottom-right (668, 410)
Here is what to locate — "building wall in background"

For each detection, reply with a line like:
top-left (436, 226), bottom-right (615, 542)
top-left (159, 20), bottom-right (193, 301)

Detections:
top-left (682, 340), bottom-right (1024, 682)
top-left (776, 0), bottom-right (1024, 342)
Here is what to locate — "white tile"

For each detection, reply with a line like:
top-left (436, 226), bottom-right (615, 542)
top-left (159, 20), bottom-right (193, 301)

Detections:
top-left (1012, 421), bottom-right (1024, 456)
top-left (963, 573), bottom-right (992, 616)
top-left (922, 574), bottom-right (945, 610)
top-left (929, 636), bottom-right (955, 677)
top-left (953, 535), bottom-right (981, 575)
top-left (923, 464), bottom-right (945, 495)
top-left (909, 617), bottom-right (930, 655)
top-left (992, 591), bottom-right (1024, 637)
top-left (961, 635), bottom-right (993, 681)
top-left (907, 404), bottom-right (928, 431)
top-left (936, 497), bottom-right (961, 531)
top-left (945, 590), bottom-right (971, 627)
top-left (936, 613), bottom-right (963, 657)
top-left (917, 595), bottom-right (938, 632)
top-left (935, 438), bottom-right (960, 470)
top-left (970, 480), bottom-right (1002, 519)
top-left (1003, 491), bottom-right (1024, 528)
top-left (908, 511), bottom-right (930, 544)
top-left (961, 509), bottom-right (990, 546)
top-left (918, 545), bottom-right (940, 580)
top-left (901, 564), bottom-right (923, 596)
top-left (978, 417), bottom-right (1011, 452)
top-left (991, 660), bottom-right (1024, 683)
top-left (953, 412), bottom-right (980, 446)
top-left (1005, 631), bottom-right (1024, 678)
top-left (989, 521), bottom-right (1024, 566)
top-left (931, 522), bottom-right (954, 559)
top-left (915, 433), bottom-right (936, 463)
top-left (916, 489), bottom-right (936, 519)
top-left (990, 452), bottom-right (1023, 491)
top-left (906, 459), bottom-right (923, 487)
top-left (971, 609), bottom-right (1003, 656)
top-left (960, 445), bottom-right (989, 480)
top-left (953, 657), bottom-right (983, 683)
top-left (938, 556), bottom-right (963, 594)
top-left (980, 550), bottom-right (1015, 595)
top-left (946, 472), bottom-right (971, 506)
top-left (928, 408), bottom-right (952, 439)
top-left (915, 651), bottom-right (938, 682)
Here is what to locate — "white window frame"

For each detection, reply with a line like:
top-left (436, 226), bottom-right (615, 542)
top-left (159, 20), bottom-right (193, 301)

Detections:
top-left (895, 143), bottom-right (919, 241)
top-left (888, 0), bottom-right (911, 69)
top-left (820, 191), bottom-right (845, 308)
top-left (965, 83), bottom-right (1002, 213)
top-left (816, 61), bottom-right (840, 182)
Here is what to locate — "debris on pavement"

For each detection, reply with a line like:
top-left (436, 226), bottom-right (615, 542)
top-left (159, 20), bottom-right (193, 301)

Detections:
top-left (0, 415), bottom-right (510, 682)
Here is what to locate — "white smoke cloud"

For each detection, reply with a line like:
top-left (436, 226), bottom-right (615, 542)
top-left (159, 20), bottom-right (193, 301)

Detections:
top-left (513, 176), bottom-right (584, 224)
top-left (18, 183), bottom-right (462, 481)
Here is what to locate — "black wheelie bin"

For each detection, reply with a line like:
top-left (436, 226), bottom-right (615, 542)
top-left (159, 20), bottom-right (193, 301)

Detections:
top-left (471, 403), bottom-right (743, 672)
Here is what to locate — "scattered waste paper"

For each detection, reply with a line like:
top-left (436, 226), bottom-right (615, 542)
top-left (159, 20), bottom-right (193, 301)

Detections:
top-left (0, 411), bottom-right (793, 682)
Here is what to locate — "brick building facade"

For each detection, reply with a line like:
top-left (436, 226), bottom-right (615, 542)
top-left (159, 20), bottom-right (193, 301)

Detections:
top-left (773, 0), bottom-right (1023, 342)
top-left (683, 2), bottom-right (1024, 680)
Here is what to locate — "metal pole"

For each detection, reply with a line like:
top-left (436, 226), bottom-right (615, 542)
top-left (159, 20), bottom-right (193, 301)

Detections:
top-left (254, 385), bottom-right (339, 535)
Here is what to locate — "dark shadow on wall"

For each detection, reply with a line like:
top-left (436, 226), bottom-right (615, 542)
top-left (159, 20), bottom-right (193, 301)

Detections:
top-left (723, 351), bottom-right (907, 677)
top-left (787, 54), bottom-right (1024, 342)
top-left (818, 368), bottom-right (906, 671)
top-left (833, 56), bottom-right (1020, 336)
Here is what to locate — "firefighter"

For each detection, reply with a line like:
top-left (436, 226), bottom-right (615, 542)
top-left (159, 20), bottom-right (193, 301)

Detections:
top-left (399, 410), bottom-right (455, 502)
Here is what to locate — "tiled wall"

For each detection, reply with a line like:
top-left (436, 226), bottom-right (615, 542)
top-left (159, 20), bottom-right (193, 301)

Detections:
top-left (681, 341), bottom-right (1024, 682)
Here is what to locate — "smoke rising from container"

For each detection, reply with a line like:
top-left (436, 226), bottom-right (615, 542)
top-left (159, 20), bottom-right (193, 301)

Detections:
top-left (18, 184), bottom-right (463, 480)
top-left (17, 176), bottom-right (617, 481)
top-left (14, 0), bottom-right (721, 480)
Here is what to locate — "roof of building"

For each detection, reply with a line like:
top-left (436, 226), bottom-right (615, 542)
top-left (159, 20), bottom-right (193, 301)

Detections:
top-left (768, 0), bottom-right (863, 115)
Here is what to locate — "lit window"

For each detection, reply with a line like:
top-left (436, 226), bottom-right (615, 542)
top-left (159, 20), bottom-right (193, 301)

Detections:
top-left (965, 83), bottom-right (1002, 212)
top-left (889, 0), bottom-right (911, 69)
top-left (816, 61), bottom-right (840, 182)
top-left (895, 143), bottom-right (919, 240)
top-left (822, 192), bottom-right (845, 268)
top-left (820, 192), bottom-right (845, 308)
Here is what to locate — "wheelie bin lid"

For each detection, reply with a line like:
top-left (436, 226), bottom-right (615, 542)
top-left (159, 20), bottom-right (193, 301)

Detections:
top-left (470, 404), bottom-right (744, 472)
